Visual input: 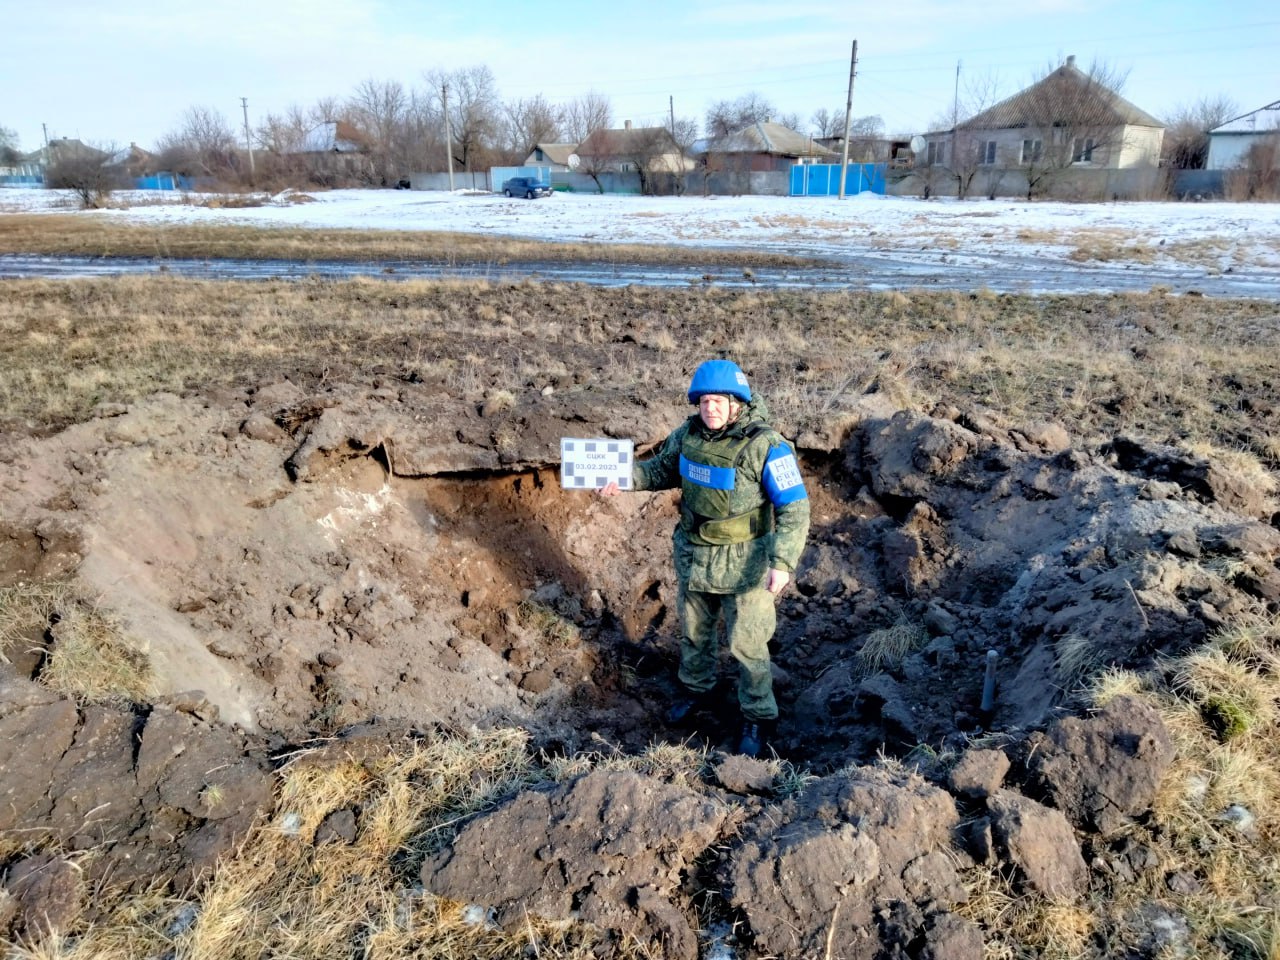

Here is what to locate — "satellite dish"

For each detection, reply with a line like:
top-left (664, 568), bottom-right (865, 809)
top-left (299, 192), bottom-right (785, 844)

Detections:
top-left (909, 135), bottom-right (927, 154)
top-left (567, 153), bottom-right (581, 170)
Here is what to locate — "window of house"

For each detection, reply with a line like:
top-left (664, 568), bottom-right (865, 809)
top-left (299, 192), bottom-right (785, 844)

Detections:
top-left (1020, 139), bottom-right (1043, 164)
top-left (1072, 138), bottom-right (1095, 163)
top-left (926, 141), bottom-right (945, 166)
top-left (533, 148), bottom-right (545, 162)
top-left (981, 141), bottom-right (997, 165)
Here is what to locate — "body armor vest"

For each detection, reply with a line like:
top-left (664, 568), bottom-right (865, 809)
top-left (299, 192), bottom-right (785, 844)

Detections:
top-left (678, 424), bottom-right (773, 545)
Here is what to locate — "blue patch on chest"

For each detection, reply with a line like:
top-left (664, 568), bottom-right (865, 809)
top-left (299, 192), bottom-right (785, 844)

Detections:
top-left (680, 454), bottom-right (736, 490)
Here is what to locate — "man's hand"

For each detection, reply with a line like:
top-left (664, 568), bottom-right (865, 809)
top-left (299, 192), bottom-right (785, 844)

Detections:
top-left (765, 568), bottom-right (790, 595)
top-left (598, 481), bottom-right (622, 498)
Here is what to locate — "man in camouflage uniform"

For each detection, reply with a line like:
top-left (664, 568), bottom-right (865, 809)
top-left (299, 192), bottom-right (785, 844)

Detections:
top-left (601, 359), bottom-right (810, 756)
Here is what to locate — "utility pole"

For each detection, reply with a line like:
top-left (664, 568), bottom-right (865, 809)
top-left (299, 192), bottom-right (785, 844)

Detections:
top-left (837, 39), bottom-right (858, 199)
top-left (442, 81), bottom-right (455, 191)
top-left (669, 95), bottom-right (676, 137)
top-left (952, 60), bottom-right (961, 173)
top-left (240, 97), bottom-right (256, 182)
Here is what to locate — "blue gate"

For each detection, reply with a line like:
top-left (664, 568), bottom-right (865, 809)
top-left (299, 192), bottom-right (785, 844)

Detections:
top-left (790, 163), bottom-right (886, 197)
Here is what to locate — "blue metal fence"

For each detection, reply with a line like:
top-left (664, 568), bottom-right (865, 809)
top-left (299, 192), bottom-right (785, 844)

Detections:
top-left (134, 173), bottom-right (191, 191)
top-left (489, 165), bottom-right (553, 193)
top-left (789, 163), bottom-right (886, 197)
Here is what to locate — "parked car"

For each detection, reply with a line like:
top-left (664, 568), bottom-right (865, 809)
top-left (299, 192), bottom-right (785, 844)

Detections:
top-left (501, 176), bottom-right (553, 199)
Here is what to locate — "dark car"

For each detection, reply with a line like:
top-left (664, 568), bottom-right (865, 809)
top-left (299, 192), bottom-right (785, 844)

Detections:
top-left (501, 176), bottom-right (553, 199)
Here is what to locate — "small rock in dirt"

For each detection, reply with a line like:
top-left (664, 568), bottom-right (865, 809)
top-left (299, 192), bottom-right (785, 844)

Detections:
top-left (1165, 870), bottom-right (1202, 895)
top-left (957, 816), bottom-right (994, 863)
top-left (1165, 529), bottom-right (1201, 557)
top-left (519, 667), bottom-right (555, 694)
top-left (924, 601), bottom-right (959, 637)
top-left (318, 650), bottom-right (344, 668)
top-left (240, 412), bottom-right (287, 442)
top-left (920, 912), bottom-right (985, 960)
top-left (4, 854), bottom-right (85, 939)
top-left (315, 808), bottom-right (358, 845)
top-left (987, 790), bottom-right (1087, 898)
top-left (949, 748), bottom-right (1010, 799)
top-left (713, 755), bottom-right (774, 794)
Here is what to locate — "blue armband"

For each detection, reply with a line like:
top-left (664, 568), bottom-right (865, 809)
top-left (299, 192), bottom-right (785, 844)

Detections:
top-left (762, 444), bottom-right (807, 505)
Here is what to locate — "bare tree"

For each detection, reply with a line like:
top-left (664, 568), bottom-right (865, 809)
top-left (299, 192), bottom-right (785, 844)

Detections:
top-left (1164, 95), bottom-right (1237, 169)
top-left (256, 104), bottom-right (311, 156)
top-left (45, 141), bottom-right (127, 208)
top-left (426, 65), bottom-right (502, 172)
top-left (562, 91), bottom-right (612, 144)
top-left (500, 95), bottom-right (563, 164)
top-left (937, 72), bottom-right (1006, 199)
top-left (574, 128), bottom-right (617, 193)
top-left (706, 92), bottom-right (775, 137)
top-left (811, 108), bottom-right (841, 138)
top-left (347, 78), bottom-right (410, 185)
top-left (155, 106), bottom-right (242, 182)
top-left (666, 115), bottom-right (700, 195)
top-left (776, 111), bottom-right (802, 132)
top-left (0, 124), bottom-right (18, 164)
top-left (1014, 58), bottom-right (1133, 199)
top-left (401, 87), bottom-right (445, 174)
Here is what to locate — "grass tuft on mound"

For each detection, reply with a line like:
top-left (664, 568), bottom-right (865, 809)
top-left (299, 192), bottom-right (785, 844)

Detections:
top-left (0, 581), bottom-right (151, 703)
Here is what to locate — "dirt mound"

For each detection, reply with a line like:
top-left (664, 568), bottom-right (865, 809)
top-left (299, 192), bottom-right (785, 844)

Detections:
top-left (2, 376), bottom-right (1277, 950)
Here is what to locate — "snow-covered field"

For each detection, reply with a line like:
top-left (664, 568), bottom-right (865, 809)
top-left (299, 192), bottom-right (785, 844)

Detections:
top-left (4, 186), bottom-right (1279, 294)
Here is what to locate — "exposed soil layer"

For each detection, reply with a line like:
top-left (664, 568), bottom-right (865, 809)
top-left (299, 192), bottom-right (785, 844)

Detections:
top-left (2, 374), bottom-right (1278, 955)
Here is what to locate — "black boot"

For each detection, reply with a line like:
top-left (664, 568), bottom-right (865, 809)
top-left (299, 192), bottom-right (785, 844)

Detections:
top-left (665, 687), bottom-right (714, 725)
top-left (738, 718), bottom-right (776, 758)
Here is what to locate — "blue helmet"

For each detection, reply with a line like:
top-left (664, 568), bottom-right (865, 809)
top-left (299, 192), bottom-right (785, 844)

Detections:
top-left (687, 359), bottom-right (751, 404)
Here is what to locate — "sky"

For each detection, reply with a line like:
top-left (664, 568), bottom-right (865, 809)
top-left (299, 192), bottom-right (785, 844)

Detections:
top-left (2, 0), bottom-right (1278, 153)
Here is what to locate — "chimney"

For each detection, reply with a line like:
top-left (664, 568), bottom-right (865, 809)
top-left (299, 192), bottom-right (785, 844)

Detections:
top-left (1065, 54), bottom-right (1076, 68)
top-left (624, 119), bottom-right (632, 131)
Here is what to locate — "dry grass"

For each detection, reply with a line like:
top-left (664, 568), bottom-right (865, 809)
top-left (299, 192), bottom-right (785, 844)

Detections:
top-left (855, 619), bottom-right (928, 676)
top-left (0, 581), bottom-right (151, 702)
top-left (2, 277), bottom-right (1279, 462)
top-left (0, 214), bottom-right (816, 269)
top-left (963, 614), bottom-right (1280, 960)
top-left (15, 733), bottom-right (748, 959)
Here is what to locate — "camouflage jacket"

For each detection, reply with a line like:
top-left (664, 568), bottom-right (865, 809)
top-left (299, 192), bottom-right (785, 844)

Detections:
top-left (634, 397), bottom-right (810, 593)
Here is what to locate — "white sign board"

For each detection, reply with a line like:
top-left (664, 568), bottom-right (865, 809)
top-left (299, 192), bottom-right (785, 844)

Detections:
top-left (560, 438), bottom-right (633, 490)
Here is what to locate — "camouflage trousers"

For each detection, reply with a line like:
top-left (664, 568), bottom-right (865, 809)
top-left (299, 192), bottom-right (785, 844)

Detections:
top-left (676, 581), bottom-right (778, 721)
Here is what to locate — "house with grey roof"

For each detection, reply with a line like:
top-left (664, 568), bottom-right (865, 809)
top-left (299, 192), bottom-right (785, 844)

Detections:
top-left (925, 57), bottom-right (1164, 174)
top-left (288, 121), bottom-right (373, 181)
top-left (522, 142), bottom-right (578, 171)
top-left (1207, 100), bottom-right (1280, 170)
top-left (701, 121), bottom-right (837, 173)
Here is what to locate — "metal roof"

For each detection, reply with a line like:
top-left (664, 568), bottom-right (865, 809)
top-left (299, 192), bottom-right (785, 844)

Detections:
top-left (295, 121), bottom-right (368, 154)
top-left (1210, 100), bottom-right (1280, 135)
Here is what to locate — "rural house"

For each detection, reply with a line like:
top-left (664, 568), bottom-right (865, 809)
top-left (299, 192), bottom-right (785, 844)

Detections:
top-left (574, 121), bottom-right (694, 194)
top-left (702, 121), bottom-right (837, 173)
top-left (522, 142), bottom-right (578, 172)
top-left (287, 120), bottom-right (373, 182)
top-left (921, 56), bottom-right (1164, 198)
top-left (1206, 99), bottom-right (1280, 169)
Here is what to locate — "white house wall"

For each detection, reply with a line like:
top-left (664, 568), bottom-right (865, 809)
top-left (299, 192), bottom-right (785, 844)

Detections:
top-left (1207, 134), bottom-right (1273, 170)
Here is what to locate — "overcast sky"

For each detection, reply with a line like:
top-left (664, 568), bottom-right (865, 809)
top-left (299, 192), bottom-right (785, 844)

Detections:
top-left (3, 0), bottom-right (1277, 153)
